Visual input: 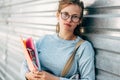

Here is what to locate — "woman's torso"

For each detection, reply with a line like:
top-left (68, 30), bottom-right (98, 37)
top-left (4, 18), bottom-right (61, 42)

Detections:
top-left (36, 34), bottom-right (84, 78)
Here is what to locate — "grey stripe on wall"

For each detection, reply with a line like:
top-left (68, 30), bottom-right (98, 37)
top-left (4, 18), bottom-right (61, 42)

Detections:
top-left (0, 0), bottom-right (120, 80)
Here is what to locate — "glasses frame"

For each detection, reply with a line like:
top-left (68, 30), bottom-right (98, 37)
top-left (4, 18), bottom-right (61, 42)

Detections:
top-left (60, 12), bottom-right (81, 23)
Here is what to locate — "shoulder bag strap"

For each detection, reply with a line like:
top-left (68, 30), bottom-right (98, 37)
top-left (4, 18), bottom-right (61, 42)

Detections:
top-left (61, 39), bottom-right (85, 77)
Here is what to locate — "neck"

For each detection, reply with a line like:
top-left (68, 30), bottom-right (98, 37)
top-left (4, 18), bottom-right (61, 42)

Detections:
top-left (58, 32), bottom-right (76, 40)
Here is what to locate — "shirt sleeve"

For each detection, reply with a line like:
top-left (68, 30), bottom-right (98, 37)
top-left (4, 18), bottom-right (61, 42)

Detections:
top-left (77, 41), bottom-right (95, 80)
top-left (20, 60), bottom-right (29, 80)
top-left (59, 41), bottom-right (95, 80)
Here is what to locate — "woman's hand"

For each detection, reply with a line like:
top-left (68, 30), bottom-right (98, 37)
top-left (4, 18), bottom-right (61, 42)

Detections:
top-left (25, 70), bottom-right (59, 80)
top-left (34, 70), bottom-right (59, 80)
top-left (25, 70), bottom-right (39, 80)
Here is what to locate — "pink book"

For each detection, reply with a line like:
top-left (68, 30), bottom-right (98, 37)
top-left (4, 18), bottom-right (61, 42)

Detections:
top-left (21, 37), bottom-right (41, 71)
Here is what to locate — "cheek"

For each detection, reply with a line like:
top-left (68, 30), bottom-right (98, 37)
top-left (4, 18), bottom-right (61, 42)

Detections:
top-left (73, 21), bottom-right (81, 28)
top-left (72, 23), bottom-right (78, 29)
top-left (58, 16), bottom-right (64, 25)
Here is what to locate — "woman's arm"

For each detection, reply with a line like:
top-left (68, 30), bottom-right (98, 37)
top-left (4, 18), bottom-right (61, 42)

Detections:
top-left (77, 41), bottom-right (95, 80)
top-left (57, 41), bottom-right (95, 80)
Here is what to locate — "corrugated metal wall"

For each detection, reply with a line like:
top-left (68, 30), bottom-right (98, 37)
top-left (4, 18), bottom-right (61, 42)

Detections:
top-left (83, 0), bottom-right (120, 80)
top-left (0, 0), bottom-right (120, 80)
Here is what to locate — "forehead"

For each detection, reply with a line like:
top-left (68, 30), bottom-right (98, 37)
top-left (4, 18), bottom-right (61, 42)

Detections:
top-left (61, 4), bottom-right (81, 15)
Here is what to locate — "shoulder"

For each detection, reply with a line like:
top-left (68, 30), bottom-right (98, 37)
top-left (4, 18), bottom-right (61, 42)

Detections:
top-left (76, 40), bottom-right (94, 58)
top-left (75, 36), bottom-right (93, 48)
top-left (81, 40), bottom-right (93, 48)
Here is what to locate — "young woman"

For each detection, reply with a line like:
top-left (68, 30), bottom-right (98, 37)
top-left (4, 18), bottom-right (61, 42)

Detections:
top-left (21, 0), bottom-right (95, 80)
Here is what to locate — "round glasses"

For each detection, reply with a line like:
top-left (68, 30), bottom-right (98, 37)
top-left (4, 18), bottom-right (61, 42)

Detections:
top-left (61, 12), bottom-right (80, 23)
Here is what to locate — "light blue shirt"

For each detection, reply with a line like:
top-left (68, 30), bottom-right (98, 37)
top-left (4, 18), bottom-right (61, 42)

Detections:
top-left (21, 34), bottom-right (95, 80)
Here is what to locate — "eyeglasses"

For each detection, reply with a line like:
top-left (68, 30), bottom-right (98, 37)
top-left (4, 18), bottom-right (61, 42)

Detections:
top-left (60, 12), bottom-right (80, 23)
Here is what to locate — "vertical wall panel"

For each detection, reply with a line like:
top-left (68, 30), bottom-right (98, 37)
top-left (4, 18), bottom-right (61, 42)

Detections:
top-left (0, 0), bottom-right (120, 80)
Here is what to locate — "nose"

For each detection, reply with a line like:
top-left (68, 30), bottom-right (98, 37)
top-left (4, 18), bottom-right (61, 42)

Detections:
top-left (66, 16), bottom-right (72, 22)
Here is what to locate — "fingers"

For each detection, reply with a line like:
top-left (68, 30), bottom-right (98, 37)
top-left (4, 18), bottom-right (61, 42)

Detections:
top-left (32, 70), bottom-right (50, 80)
top-left (25, 71), bottom-right (38, 80)
top-left (27, 70), bottom-right (59, 80)
top-left (33, 70), bottom-right (42, 75)
top-left (29, 70), bottom-right (43, 79)
top-left (31, 70), bottom-right (43, 79)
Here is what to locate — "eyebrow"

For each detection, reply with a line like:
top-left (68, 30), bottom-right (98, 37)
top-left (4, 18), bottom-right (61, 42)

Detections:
top-left (62, 11), bottom-right (80, 16)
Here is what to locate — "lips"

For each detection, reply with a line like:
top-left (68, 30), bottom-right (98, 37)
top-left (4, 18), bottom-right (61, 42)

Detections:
top-left (64, 23), bottom-right (71, 27)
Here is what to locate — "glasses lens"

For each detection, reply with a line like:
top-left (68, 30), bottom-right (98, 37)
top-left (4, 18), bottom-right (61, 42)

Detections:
top-left (72, 16), bottom-right (80, 22)
top-left (61, 12), bottom-right (69, 20)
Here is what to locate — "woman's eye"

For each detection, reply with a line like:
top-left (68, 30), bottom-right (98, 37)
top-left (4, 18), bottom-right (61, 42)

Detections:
top-left (73, 16), bottom-right (79, 18)
top-left (63, 12), bottom-right (69, 16)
